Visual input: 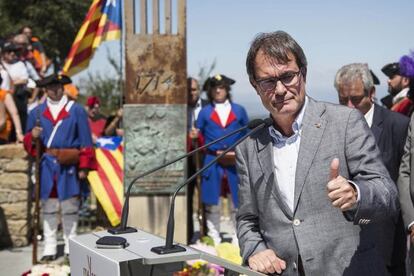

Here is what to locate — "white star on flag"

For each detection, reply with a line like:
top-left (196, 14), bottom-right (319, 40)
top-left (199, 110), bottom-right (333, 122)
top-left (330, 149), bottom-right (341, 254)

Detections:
top-left (97, 137), bottom-right (115, 147)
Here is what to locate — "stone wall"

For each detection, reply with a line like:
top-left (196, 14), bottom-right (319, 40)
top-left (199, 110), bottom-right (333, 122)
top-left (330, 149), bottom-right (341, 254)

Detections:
top-left (0, 144), bottom-right (30, 247)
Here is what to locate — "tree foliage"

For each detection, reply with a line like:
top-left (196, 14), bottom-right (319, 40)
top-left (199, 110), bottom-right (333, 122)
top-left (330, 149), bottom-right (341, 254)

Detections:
top-left (78, 48), bottom-right (123, 116)
top-left (197, 59), bottom-right (216, 91)
top-left (0, 0), bottom-right (90, 60)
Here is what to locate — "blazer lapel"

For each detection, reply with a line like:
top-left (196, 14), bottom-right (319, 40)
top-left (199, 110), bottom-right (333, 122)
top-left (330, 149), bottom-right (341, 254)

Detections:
top-left (371, 104), bottom-right (383, 143)
top-left (294, 99), bottom-right (327, 213)
top-left (256, 128), bottom-right (294, 219)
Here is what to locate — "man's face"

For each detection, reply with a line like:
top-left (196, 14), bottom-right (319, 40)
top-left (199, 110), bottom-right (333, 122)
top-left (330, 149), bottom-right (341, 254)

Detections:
top-left (188, 79), bottom-right (200, 105)
top-left (88, 104), bottom-right (100, 118)
top-left (22, 27), bottom-right (32, 38)
top-left (211, 85), bottom-right (228, 103)
top-left (387, 75), bottom-right (408, 96)
top-left (45, 84), bottom-right (64, 102)
top-left (252, 50), bottom-right (305, 118)
top-left (337, 78), bottom-right (373, 115)
top-left (3, 51), bottom-right (18, 63)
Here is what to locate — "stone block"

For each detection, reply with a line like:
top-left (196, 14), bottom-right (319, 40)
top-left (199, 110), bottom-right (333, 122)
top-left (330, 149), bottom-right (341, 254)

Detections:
top-left (0, 144), bottom-right (27, 159)
top-left (0, 159), bottom-right (8, 172)
top-left (0, 190), bottom-right (29, 205)
top-left (0, 173), bottom-right (29, 190)
top-left (0, 191), bottom-right (8, 204)
top-left (7, 220), bottom-right (28, 236)
top-left (7, 190), bottom-right (29, 204)
top-left (2, 203), bottom-right (28, 220)
top-left (11, 235), bottom-right (28, 247)
top-left (4, 159), bottom-right (29, 172)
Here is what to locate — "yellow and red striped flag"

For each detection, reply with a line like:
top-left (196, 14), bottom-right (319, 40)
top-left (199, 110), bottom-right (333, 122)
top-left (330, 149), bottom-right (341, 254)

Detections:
top-left (88, 137), bottom-right (123, 226)
top-left (63, 0), bottom-right (122, 76)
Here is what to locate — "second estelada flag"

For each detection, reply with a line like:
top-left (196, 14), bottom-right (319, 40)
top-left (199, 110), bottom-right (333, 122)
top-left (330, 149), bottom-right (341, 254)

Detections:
top-left (88, 137), bottom-right (123, 226)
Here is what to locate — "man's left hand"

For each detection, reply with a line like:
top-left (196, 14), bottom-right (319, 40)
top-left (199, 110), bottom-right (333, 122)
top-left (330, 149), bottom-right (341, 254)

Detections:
top-left (327, 158), bottom-right (358, 211)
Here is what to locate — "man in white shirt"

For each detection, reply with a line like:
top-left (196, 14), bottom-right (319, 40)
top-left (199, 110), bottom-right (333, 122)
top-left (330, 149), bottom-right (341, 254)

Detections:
top-left (334, 63), bottom-right (409, 276)
top-left (196, 74), bottom-right (249, 245)
top-left (236, 30), bottom-right (398, 275)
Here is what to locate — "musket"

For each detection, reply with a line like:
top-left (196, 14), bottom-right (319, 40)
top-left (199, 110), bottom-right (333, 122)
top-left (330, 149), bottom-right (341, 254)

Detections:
top-left (32, 109), bottom-right (41, 264)
top-left (193, 134), bottom-right (206, 237)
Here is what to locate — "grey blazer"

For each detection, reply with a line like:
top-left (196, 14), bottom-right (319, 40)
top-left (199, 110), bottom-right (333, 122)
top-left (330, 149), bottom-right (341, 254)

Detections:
top-left (398, 113), bottom-right (414, 230)
top-left (236, 98), bottom-right (399, 276)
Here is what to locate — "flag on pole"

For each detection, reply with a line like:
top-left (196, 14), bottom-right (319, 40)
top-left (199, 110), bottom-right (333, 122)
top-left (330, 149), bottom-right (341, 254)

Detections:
top-left (88, 136), bottom-right (123, 226)
top-left (63, 0), bottom-right (122, 76)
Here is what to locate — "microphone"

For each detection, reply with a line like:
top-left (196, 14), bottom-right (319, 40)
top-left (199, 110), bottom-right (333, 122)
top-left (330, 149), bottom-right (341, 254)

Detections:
top-left (151, 117), bottom-right (274, 254)
top-left (108, 118), bottom-right (266, 235)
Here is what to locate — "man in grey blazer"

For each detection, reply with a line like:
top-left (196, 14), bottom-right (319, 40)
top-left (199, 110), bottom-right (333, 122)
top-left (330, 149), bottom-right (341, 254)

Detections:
top-left (236, 31), bottom-right (399, 275)
top-left (396, 51), bottom-right (414, 274)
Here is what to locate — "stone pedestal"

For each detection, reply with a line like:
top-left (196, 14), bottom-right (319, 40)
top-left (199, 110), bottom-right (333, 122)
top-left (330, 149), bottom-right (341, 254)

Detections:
top-left (0, 144), bottom-right (30, 247)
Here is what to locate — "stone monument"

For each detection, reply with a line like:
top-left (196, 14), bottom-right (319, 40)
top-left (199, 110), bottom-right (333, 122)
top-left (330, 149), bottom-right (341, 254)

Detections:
top-left (124, 0), bottom-right (187, 243)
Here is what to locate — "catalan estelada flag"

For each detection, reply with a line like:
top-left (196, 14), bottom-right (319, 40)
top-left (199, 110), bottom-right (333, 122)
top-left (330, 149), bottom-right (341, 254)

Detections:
top-left (63, 0), bottom-right (122, 76)
top-left (88, 137), bottom-right (123, 226)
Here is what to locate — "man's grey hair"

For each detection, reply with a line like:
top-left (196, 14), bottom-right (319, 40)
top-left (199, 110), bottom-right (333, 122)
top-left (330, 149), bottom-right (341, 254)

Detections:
top-left (246, 31), bottom-right (308, 81)
top-left (334, 63), bottom-right (374, 95)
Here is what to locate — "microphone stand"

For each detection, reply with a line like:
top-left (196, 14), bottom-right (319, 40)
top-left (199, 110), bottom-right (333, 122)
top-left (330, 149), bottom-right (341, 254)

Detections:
top-left (151, 119), bottom-right (272, 254)
top-left (108, 119), bottom-right (263, 234)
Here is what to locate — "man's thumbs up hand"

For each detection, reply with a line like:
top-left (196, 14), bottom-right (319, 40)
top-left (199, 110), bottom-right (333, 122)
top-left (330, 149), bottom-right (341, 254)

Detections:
top-left (329, 157), bottom-right (339, 180)
top-left (327, 158), bottom-right (358, 211)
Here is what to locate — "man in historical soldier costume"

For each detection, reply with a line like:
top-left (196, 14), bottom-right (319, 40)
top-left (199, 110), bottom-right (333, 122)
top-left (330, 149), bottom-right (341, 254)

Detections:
top-left (196, 74), bottom-right (249, 245)
top-left (23, 74), bottom-right (96, 261)
top-left (381, 55), bottom-right (414, 116)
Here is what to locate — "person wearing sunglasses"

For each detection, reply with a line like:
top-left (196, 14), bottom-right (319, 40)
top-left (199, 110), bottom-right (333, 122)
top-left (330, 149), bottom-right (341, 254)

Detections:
top-left (236, 31), bottom-right (398, 275)
top-left (335, 63), bottom-right (409, 276)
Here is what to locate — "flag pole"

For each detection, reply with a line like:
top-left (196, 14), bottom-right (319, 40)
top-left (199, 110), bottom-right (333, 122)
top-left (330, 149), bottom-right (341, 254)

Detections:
top-left (120, 0), bottom-right (124, 107)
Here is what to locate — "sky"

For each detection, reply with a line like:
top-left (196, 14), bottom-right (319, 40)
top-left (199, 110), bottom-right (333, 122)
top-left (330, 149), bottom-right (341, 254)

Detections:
top-left (74, 0), bottom-right (414, 118)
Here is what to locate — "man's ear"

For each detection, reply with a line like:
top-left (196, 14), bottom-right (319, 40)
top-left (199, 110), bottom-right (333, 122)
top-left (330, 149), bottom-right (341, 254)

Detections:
top-left (369, 87), bottom-right (376, 101)
top-left (249, 77), bottom-right (260, 95)
top-left (301, 67), bottom-right (307, 82)
top-left (402, 77), bottom-right (410, 87)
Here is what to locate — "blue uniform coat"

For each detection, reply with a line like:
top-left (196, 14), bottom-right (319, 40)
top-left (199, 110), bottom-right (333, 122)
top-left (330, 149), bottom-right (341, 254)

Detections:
top-left (25, 101), bottom-right (94, 201)
top-left (196, 102), bottom-right (248, 207)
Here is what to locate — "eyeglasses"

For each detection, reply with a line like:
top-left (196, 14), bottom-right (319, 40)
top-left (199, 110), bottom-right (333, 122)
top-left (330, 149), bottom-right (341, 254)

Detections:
top-left (338, 95), bottom-right (366, 106)
top-left (255, 69), bottom-right (302, 92)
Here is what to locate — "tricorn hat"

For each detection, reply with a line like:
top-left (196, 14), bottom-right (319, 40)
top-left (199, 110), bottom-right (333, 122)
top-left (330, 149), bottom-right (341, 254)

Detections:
top-left (36, 74), bottom-right (72, 88)
top-left (370, 70), bottom-right (380, 85)
top-left (202, 74), bottom-right (235, 91)
top-left (381, 62), bottom-right (400, 78)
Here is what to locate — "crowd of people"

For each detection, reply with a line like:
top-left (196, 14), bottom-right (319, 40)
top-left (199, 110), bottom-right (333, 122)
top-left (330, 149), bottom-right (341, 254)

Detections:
top-left (0, 27), bottom-right (125, 262)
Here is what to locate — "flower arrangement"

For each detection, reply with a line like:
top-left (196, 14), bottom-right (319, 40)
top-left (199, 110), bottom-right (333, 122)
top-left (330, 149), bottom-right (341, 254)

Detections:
top-left (175, 237), bottom-right (242, 276)
top-left (21, 264), bottom-right (70, 276)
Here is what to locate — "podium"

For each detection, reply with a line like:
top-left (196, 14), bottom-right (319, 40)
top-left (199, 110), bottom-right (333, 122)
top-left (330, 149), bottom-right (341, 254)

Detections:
top-left (69, 230), bottom-right (264, 276)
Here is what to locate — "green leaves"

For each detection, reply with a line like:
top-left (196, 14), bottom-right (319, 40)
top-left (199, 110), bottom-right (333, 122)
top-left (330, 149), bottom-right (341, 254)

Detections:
top-left (0, 0), bottom-right (89, 60)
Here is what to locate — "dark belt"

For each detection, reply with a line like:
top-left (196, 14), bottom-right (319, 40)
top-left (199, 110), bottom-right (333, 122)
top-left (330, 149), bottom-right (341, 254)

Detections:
top-left (45, 148), bottom-right (60, 156)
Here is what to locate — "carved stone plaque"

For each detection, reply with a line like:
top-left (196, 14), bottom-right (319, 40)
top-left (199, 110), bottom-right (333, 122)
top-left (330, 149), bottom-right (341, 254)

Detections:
top-left (124, 104), bottom-right (186, 194)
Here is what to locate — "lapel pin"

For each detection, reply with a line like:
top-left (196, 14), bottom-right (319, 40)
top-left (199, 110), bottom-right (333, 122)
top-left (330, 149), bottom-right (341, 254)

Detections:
top-left (315, 123), bottom-right (321, 128)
